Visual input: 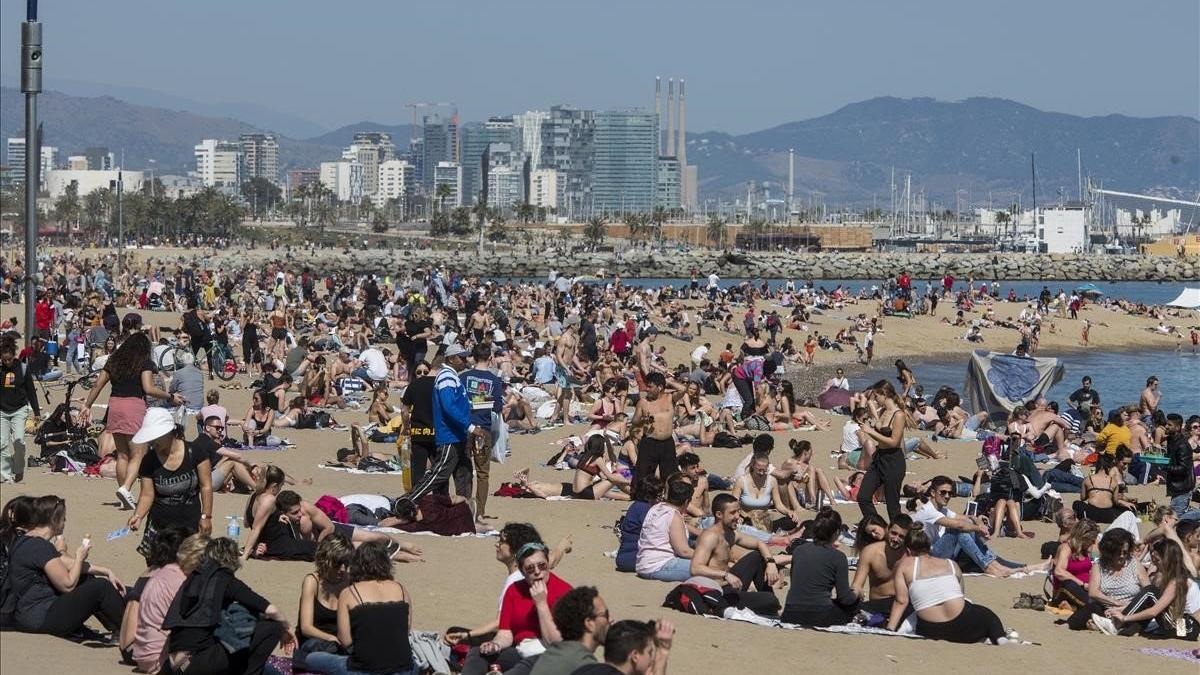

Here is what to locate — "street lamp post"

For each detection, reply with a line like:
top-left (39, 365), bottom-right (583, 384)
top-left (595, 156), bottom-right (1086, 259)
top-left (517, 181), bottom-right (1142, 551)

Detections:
top-left (20, 0), bottom-right (42, 345)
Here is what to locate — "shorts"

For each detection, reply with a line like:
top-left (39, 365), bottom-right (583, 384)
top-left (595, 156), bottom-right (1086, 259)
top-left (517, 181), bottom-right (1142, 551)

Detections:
top-left (555, 365), bottom-right (579, 390)
top-left (561, 482), bottom-right (596, 500)
top-left (271, 327), bottom-right (287, 341)
top-left (744, 414), bottom-right (772, 431)
top-left (847, 449), bottom-right (864, 468)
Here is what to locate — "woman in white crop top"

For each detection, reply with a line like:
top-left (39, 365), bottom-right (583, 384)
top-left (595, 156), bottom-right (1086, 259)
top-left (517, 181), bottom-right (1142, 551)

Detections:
top-left (888, 525), bottom-right (1008, 644)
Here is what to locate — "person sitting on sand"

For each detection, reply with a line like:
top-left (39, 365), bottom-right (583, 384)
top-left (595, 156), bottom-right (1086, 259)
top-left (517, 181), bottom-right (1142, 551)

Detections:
top-left (851, 514), bottom-right (913, 618)
top-left (635, 480), bottom-right (699, 583)
top-left (736, 453), bottom-right (799, 532)
top-left (781, 508), bottom-right (859, 626)
top-left (1094, 538), bottom-right (1199, 639)
top-left (886, 524), bottom-right (1011, 644)
top-left (1051, 519), bottom-right (1100, 610)
top-left (838, 407), bottom-right (877, 471)
top-left (1073, 453), bottom-right (1135, 524)
top-left (778, 439), bottom-right (836, 511)
top-left (292, 534), bottom-right (353, 673)
top-left (911, 475), bottom-right (1025, 578)
top-left (686, 494), bottom-right (783, 617)
top-left (510, 436), bottom-right (632, 501)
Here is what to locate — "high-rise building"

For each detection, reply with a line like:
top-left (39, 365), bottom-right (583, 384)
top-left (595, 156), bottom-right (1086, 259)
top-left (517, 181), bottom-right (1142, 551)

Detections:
top-left (239, 134), bottom-right (279, 185)
top-left (459, 125), bottom-right (489, 206)
top-left (487, 166), bottom-right (522, 212)
top-left (432, 161), bottom-right (462, 209)
top-left (84, 146), bottom-right (115, 171)
top-left (421, 116), bottom-right (458, 189)
top-left (539, 105), bottom-right (594, 220)
top-left (6, 139), bottom-right (26, 182)
top-left (194, 139), bottom-right (243, 189)
top-left (529, 168), bottom-right (558, 211)
top-left (514, 110), bottom-right (549, 171)
top-left (2, 138), bottom-right (54, 185)
top-left (345, 132), bottom-right (396, 197)
top-left (378, 160), bottom-right (415, 217)
top-left (67, 155), bottom-right (89, 171)
top-left (319, 160), bottom-right (364, 203)
top-left (656, 157), bottom-right (681, 211)
top-left (591, 109), bottom-right (657, 214)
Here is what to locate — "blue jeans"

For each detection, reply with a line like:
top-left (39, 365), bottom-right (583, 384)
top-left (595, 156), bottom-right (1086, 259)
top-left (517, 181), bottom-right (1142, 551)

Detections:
top-left (638, 556), bottom-right (693, 582)
top-left (305, 652), bottom-right (416, 675)
top-left (1043, 468), bottom-right (1083, 493)
top-left (352, 367), bottom-right (371, 381)
top-left (931, 530), bottom-right (997, 570)
top-left (1170, 493), bottom-right (1200, 521)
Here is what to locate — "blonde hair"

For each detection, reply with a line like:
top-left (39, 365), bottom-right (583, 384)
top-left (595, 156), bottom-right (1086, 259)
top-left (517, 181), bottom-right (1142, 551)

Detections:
top-left (314, 534), bottom-right (353, 585)
top-left (177, 533), bottom-right (210, 573)
top-left (1067, 519), bottom-right (1100, 555)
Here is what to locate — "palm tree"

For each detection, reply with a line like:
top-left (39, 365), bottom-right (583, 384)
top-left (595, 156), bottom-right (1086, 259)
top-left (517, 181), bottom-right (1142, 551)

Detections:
top-left (435, 183), bottom-right (452, 215)
top-left (706, 214), bottom-right (727, 248)
top-left (53, 182), bottom-right (81, 232)
top-left (584, 215), bottom-right (607, 246)
top-left (650, 206), bottom-right (668, 243)
top-left (450, 206), bottom-right (472, 234)
top-left (515, 202), bottom-right (535, 224)
top-left (83, 189), bottom-right (108, 238)
top-left (624, 213), bottom-right (645, 244)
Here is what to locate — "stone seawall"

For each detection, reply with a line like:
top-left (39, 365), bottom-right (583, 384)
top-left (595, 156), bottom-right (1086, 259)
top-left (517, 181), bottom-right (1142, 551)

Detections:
top-left (236, 249), bottom-right (1198, 282)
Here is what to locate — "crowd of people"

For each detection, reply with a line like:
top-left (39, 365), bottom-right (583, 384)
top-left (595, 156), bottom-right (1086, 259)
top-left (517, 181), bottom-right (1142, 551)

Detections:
top-left (0, 249), bottom-right (1198, 674)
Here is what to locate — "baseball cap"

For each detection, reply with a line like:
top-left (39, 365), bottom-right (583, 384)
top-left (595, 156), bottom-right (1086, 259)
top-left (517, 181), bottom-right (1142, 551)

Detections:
top-left (444, 343), bottom-right (469, 358)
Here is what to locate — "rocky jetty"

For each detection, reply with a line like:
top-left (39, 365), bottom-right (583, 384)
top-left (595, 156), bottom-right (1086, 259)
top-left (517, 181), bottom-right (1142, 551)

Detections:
top-left (214, 249), bottom-right (1197, 282)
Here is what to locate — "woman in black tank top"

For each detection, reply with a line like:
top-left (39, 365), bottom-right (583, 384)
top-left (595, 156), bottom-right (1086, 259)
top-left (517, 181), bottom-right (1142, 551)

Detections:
top-left (857, 380), bottom-right (907, 520)
top-left (304, 541), bottom-right (415, 675)
top-left (294, 536), bottom-right (353, 672)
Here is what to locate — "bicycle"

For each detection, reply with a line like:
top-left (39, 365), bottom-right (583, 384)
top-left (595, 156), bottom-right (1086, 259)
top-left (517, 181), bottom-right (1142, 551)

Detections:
top-left (208, 341), bottom-right (239, 381)
top-left (157, 339), bottom-right (193, 373)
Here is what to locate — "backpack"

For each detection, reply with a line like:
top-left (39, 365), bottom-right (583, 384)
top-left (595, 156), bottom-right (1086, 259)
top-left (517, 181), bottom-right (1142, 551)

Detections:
top-left (712, 431), bottom-right (742, 448)
top-left (662, 584), bottom-right (729, 616)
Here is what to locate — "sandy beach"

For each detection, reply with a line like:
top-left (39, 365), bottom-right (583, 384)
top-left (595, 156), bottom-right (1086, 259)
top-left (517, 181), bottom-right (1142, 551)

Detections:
top-left (2, 252), bottom-right (1198, 675)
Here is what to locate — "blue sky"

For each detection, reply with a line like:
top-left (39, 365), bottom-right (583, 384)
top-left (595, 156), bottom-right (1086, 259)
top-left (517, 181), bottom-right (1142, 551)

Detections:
top-left (2, 0), bottom-right (1197, 133)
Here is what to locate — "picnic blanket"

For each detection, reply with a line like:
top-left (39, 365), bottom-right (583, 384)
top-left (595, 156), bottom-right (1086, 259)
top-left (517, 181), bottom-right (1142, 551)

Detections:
top-left (319, 463), bottom-right (404, 475)
top-left (352, 523), bottom-right (499, 538)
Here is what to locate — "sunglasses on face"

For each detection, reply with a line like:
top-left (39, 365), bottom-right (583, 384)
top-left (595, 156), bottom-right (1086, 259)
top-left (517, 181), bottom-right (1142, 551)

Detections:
top-left (523, 562), bottom-right (548, 574)
top-left (936, 490), bottom-right (954, 497)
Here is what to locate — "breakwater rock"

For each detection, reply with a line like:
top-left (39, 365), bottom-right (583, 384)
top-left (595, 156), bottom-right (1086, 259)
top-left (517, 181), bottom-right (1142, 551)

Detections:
top-left (221, 249), bottom-right (1197, 282)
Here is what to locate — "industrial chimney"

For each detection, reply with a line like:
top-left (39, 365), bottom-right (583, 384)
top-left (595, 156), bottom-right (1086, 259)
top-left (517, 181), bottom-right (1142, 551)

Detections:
top-left (655, 77), bottom-right (662, 155)
top-left (666, 79), bottom-right (675, 158)
top-left (677, 79), bottom-right (687, 207)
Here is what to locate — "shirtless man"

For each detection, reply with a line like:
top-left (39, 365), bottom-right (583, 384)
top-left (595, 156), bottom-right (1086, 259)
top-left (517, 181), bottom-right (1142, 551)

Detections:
top-left (1027, 397), bottom-right (1071, 459)
top-left (633, 372), bottom-right (678, 483)
top-left (689, 494), bottom-right (781, 596)
top-left (327, 347), bottom-right (357, 396)
top-left (635, 330), bottom-right (664, 389)
top-left (1139, 376), bottom-right (1161, 428)
top-left (677, 452), bottom-right (710, 518)
top-left (548, 317), bottom-right (582, 426)
top-left (468, 305), bottom-right (491, 344)
top-left (851, 514), bottom-right (912, 615)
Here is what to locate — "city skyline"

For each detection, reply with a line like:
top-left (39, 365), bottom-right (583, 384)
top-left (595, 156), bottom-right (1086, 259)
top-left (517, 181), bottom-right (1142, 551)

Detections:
top-left (1, 0), bottom-right (1197, 136)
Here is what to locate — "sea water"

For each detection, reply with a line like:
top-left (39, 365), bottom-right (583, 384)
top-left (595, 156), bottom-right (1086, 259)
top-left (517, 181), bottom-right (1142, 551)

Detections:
top-left (851, 348), bottom-right (1200, 414)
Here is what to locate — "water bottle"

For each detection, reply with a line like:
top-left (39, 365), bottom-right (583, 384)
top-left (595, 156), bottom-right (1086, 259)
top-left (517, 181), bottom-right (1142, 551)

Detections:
top-left (226, 516), bottom-right (240, 540)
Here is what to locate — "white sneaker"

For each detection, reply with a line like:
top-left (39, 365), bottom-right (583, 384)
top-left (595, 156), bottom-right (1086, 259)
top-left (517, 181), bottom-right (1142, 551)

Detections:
top-left (1091, 613), bottom-right (1117, 635)
top-left (115, 486), bottom-right (136, 510)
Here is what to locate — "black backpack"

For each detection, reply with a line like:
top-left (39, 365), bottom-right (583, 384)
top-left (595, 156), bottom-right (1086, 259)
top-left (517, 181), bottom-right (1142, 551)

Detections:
top-left (662, 584), bottom-right (729, 617)
top-left (712, 431), bottom-right (742, 448)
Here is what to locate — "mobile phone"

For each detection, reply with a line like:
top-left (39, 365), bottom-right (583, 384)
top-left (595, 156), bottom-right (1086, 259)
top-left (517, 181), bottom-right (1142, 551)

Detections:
top-left (965, 501), bottom-right (979, 517)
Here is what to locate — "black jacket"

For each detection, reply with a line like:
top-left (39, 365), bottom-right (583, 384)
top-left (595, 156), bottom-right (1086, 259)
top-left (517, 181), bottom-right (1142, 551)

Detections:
top-left (1166, 432), bottom-right (1196, 497)
top-left (163, 559), bottom-right (232, 631)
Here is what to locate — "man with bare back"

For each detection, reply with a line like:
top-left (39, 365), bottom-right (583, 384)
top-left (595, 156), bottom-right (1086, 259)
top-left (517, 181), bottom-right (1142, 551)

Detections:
top-left (851, 514), bottom-right (913, 616)
top-left (687, 494), bottom-right (781, 617)
top-left (1027, 396), bottom-right (1071, 459)
top-left (633, 372), bottom-right (677, 483)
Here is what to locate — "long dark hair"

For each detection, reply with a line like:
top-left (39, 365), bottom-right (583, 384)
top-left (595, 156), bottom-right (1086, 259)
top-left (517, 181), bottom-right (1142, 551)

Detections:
top-left (106, 331), bottom-right (152, 382)
top-left (0, 496), bottom-right (34, 548)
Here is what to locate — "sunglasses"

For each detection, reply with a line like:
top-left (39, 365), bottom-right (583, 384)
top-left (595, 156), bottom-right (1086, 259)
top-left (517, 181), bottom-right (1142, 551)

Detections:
top-left (936, 490), bottom-right (954, 497)
top-left (522, 562), bottom-right (548, 573)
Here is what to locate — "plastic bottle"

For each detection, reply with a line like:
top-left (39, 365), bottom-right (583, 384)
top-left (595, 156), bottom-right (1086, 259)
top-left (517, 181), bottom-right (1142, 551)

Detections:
top-left (226, 515), bottom-right (240, 540)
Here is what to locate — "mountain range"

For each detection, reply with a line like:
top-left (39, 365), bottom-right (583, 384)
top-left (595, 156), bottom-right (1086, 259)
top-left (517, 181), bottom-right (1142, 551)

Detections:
top-left (1, 86), bottom-right (1195, 206)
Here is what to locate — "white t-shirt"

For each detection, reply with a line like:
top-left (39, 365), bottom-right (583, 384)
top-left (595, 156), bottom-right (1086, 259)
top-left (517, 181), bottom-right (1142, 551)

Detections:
top-left (690, 345), bottom-right (709, 364)
top-left (840, 421), bottom-right (862, 454)
top-left (914, 500), bottom-right (953, 543)
top-left (826, 377), bottom-right (849, 391)
top-left (340, 494), bottom-right (391, 512)
top-left (707, 273), bottom-right (720, 289)
top-left (1186, 579), bottom-right (1200, 615)
top-left (359, 348), bottom-right (388, 381)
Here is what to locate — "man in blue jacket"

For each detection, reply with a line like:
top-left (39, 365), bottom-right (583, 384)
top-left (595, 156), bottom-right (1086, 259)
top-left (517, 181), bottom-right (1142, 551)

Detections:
top-left (459, 344), bottom-right (504, 525)
top-left (395, 343), bottom-right (472, 511)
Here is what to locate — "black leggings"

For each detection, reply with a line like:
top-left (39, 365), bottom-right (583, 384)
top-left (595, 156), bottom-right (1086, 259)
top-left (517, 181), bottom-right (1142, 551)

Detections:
top-left (858, 447), bottom-right (905, 519)
top-left (1067, 599), bottom-right (1109, 631)
top-left (916, 602), bottom-right (1005, 644)
top-left (180, 618), bottom-right (285, 675)
top-left (733, 376), bottom-right (755, 418)
top-left (724, 551), bottom-right (782, 616)
top-left (634, 436), bottom-right (678, 484)
top-left (1054, 579), bottom-right (1089, 608)
top-left (780, 602), bottom-right (859, 627)
top-left (404, 442), bottom-right (460, 503)
top-left (408, 439), bottom-right (441, 492)
top-left (38, 575), bottom-right (124, 636)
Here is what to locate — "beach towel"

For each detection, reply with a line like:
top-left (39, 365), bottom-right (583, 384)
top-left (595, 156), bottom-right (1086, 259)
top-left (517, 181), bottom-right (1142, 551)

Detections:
top-left (319, 463), bottom-right (404, 475)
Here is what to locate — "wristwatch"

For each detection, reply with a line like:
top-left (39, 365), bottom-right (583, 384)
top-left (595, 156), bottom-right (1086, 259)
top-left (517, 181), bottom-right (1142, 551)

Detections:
top-left (199, 514), bottom-right (211, 520)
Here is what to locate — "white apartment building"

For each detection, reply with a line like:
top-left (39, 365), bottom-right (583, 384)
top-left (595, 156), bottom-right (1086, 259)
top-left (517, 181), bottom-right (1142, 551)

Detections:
top-left (529, 168), bottom-right (558, 210)
top-left (319, 160), bottom-right (364, 203)
top-left (487, 165), bottom-right (522, 212)
top-left (1036, 204), bottom-right (1090, 253)
top-left (45, 169), bottom-right (145, 199)
top-left (433, 161), bottom-right (462, 208)
top-left (377, 160), bottom-right (415, 210)
top-left (67, 155), bottom-right (89, 170)
top-left (240, 133), bottom-right (279, 185)
top-left (194, 139), bottom-right (243, 188)
top-left (4, 139), bottom-right (58, 186)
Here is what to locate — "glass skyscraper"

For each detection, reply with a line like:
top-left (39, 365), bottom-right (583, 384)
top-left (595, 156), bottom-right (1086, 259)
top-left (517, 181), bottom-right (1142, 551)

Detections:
top-left (591, 110), bottom-right (658, 215)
